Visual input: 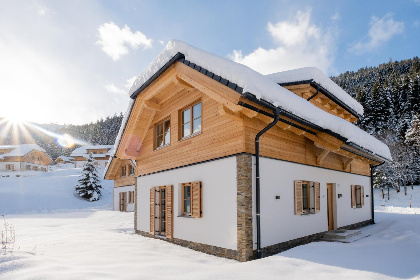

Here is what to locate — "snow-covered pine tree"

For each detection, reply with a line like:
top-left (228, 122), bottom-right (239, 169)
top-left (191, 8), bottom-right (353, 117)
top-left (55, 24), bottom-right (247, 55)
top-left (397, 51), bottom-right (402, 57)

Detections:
top-left (75, 153), bottom-right (102, 201)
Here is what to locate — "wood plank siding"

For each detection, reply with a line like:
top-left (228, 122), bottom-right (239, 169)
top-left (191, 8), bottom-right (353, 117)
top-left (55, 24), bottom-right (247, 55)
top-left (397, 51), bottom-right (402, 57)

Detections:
top-left (117, 61), bottom-right (376, 177)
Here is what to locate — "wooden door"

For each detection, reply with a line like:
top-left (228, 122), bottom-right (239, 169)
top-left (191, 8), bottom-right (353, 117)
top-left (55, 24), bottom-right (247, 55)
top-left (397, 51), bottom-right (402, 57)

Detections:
top-left (327, 183), bottom-right (334, 230)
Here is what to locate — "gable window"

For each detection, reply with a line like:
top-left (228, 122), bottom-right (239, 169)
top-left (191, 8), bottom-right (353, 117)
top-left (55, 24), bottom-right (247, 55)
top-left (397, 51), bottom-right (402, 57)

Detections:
top-left (121, 166), bottom-right (127, 177)
top-left (181, 181), bottom-right (202, 217)
top-left (351, 185), bottom-right (364, 208)
top-left (129, 165), bottom-right (135, 176)
top-left (294, 180), bottom-right (320, 215)
top-left (181, 102), bottom-right (201, 139)
top-left (155, 119), bottom-right (170, 149)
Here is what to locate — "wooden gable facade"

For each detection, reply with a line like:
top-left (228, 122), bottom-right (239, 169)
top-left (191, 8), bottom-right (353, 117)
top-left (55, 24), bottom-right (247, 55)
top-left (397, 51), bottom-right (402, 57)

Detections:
top-left (116, 61), bottom-right (383, 177)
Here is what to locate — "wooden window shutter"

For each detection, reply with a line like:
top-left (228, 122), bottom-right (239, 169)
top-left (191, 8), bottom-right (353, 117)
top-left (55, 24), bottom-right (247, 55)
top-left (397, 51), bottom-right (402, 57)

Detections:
top-left (314, 182), bottom-right (320, 213)
top-left (150, 187), bottom-right (156, 235)
top-left (294, 180), bottom-right (303, 215)
top-left (123, 192), bottom-right (127, 212)
top-left (119, 192), bottom-right (123, 211)
top-left (165, 185), bottom-right (174, 239)
top-left (351, 185), bottom-right (356, 208)
top-left (361, 186), bottom-right (364, 206)
top-left (191, 181), bottom-right (202, 218)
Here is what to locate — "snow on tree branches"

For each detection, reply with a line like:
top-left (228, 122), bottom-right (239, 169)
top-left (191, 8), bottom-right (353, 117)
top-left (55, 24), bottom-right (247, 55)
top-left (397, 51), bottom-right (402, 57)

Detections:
top-left (75, 153), bottom-right (102, 201)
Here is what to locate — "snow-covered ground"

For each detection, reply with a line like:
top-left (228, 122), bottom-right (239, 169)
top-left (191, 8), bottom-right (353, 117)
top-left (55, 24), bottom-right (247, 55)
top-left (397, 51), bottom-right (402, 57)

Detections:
top-left (0, 169), bottom-right (419, 279)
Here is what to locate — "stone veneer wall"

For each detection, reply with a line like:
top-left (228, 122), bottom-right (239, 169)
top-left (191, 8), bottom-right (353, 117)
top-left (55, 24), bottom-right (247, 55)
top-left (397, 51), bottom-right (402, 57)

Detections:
top-left (259, 219), bottom-right (373, 258)
top-left (236, 154), bottom-right (254, 262)
top-left (135, 230), bottom-right (238, 260)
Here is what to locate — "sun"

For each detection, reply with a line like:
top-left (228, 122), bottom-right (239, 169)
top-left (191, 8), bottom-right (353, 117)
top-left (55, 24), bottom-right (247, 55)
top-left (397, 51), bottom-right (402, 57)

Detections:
top-left (3, 109), bottom-right (28, 125)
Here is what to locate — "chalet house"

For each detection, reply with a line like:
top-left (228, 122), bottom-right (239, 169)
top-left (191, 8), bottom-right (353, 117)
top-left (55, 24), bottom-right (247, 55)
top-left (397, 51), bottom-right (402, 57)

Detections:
top-left (0, 144), bottom-right (52, 172)
top-left (111, 40), bottom-right (391, 262)
top-left (55, 155), bottom-right (73, 165)
top-left (104, 157), bottom-right (136, 212)
top-left (70, 145), bottom-right (114, 168)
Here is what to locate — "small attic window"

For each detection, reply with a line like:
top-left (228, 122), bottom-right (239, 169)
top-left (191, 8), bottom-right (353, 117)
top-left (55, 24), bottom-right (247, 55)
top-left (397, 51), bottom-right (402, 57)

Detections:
top-left (180, 102), bottom-right (201, 139)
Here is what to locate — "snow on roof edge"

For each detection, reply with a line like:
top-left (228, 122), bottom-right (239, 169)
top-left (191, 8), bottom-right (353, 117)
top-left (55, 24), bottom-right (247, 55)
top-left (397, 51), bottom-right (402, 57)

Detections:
top-left (125, 40), bottom-right (391, 161)
top-left (266, 67), bottom-right (364, 116)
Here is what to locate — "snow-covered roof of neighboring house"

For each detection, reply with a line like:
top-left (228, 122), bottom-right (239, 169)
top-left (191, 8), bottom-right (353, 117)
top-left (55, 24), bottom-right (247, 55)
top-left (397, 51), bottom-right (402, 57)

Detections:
top-left (117, 40), bottom-right (391, 161)
top-left (56, 155), bottom-right (73, 162)
top-left (265, 67), bottom-right (364, 117)
top-left (70, 145), bottom-right (114, 158)
top-left (0, 144), bottom-right (50, 160)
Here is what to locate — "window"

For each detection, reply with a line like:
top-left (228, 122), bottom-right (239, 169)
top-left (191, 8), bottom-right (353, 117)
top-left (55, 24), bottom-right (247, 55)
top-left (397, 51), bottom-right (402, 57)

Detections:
top-left (121, 166), bottom-right (127, 177)
top-left (155, 119), bottom-right (170, 149)
top-left (181, 102), bottom-right (201, 139)
top-left (129, 165), bottom-right (135, 176)
top-left (6, 164), bottom-right (14, 171)
top-left (128, 191), bottom-right (135, 203)
top-left (94, 161), bottom-right (98, 166)
top-left (150, 185), bottom-right (173, 238)
top-left (294, 180), bottom-right (320, 215)
top-left (351, 185), bottom-right (364, 208)
top-left (26, 165), bottom-right (31, 170)
top-left (181, 181), bottom-right (202, 217)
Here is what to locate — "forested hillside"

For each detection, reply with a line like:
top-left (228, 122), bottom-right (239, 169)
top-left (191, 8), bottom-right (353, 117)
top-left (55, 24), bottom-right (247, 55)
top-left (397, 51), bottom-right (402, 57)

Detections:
top-left (332, 57), bottom-right (420, 191)
top-left (0, 113), bottom-right (123, 160)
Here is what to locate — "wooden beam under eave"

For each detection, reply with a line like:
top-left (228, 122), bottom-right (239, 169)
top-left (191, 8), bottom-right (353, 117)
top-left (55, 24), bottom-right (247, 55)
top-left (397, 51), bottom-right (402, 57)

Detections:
top-left (240, 107), bottom-right (258, 118)
top-left (144, 100), bottom-right (162, 111)
top-left (343, 157), bottom-right (354, 170)
top-left (317, 149), bottom-right (330, 165)
top-left (219, 104), bottom-right (243, 121)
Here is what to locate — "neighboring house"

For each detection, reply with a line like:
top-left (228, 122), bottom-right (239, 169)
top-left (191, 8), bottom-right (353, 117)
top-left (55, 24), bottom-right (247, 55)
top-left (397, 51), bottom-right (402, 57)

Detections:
top-left (0, 144), bottom-right (52, 172)
top-left (70, 145), bottom-right (114, 168)
top-left (111, 40), bottom-right (392, 262)
top-left (55, 155), bottom-right (73, 165)
top-left (104, 157), bottom-right (136, 212)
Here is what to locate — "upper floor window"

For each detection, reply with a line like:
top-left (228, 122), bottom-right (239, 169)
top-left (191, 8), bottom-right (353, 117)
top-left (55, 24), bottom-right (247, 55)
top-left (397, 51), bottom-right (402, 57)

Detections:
top-left (181, 102), bottom-right (201, 139)
top-left (155, 119), bottom-right (170, 149)
top-left (129, 165), bottom-right (135, 176)
top-left (121, 166), bottom-right (127, 177)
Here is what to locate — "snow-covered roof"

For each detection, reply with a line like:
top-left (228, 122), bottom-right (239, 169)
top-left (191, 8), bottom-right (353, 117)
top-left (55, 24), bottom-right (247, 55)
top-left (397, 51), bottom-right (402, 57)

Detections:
top-left (0, 144), bottom-right (49, 159)
top-left (56, 155), bottom-right (73, 162)
top-left (265, 67), bottom-right (364, 117)
top-left (71, 145), bottom-right (114, 158)
top-left (122, 40), bottom-right (391, 161)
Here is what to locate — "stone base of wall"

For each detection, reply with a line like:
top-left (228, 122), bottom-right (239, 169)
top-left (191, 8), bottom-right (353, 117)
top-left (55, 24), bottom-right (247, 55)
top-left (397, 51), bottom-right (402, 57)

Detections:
top-left (258, 219), bottom-right (373, 259)
top-left (338, 219), bottom-right (373, 230)
top-left (135, 230), bottom-right (238, 260)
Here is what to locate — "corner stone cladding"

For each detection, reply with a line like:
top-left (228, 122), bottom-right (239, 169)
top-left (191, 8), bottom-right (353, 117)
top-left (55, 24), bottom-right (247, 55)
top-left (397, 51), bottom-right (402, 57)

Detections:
top-left (236, 154), bottom-right (254, 262)
top-left (259, 219), bottom-right (373, 258)
top-left (135, 230), bottom-right (238, 260)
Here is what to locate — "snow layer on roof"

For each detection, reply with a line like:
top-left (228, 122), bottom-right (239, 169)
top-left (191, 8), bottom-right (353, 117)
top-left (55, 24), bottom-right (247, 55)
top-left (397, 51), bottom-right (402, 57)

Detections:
top-left (71, 145), bottom-right (114, 157)
top-left (56, 156), bottom-right (72, 162)
top-left (0, 144), bottom-right (47, 159)
top-left (126, 40), bottom-right (391, 161)
top-left (265, 67), bottom-right (364, 116)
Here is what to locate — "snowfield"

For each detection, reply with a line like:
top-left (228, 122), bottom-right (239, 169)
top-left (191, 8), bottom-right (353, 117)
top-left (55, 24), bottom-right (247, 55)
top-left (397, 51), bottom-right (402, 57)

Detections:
top-left (1, 168), bottom-right (420, 279)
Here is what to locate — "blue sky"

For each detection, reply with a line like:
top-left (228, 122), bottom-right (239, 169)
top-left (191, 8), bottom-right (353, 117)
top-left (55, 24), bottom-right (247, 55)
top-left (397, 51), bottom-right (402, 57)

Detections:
top-left (1, 0), bottom-right (419, 124)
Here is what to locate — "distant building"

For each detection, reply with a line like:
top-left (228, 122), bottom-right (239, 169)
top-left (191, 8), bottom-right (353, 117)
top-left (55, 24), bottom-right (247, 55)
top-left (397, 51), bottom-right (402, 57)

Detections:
top-left (104, 157), bottom-right (136, 212)
top-left (0, 144), bottom-right (52, 172)
top-left (55, 155), bottom-right (73, 165)
top-left (70, 145), bottom-right (114, 169)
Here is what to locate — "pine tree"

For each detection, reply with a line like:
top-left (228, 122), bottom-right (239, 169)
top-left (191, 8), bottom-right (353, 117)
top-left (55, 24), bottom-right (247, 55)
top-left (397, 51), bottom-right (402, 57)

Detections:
top-left (75, 153), bottom-right (102, 201)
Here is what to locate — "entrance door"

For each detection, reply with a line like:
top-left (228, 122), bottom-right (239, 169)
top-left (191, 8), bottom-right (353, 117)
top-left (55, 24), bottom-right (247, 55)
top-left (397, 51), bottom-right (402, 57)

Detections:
top-left (327, 183), bottom-right (334, 230)
top-left (159, 187), bottom-right (166, 236)
top-left (119, 192), bottom-right (127, 212)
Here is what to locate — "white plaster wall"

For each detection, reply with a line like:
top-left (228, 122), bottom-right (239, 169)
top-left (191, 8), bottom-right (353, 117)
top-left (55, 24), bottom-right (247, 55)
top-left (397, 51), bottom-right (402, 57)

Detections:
top-left (137, 157), bottom-right (238, 250)
top-left (114, 185), bottom-right (135, 212)
top-left (0, 162), bottom-right (20, 171)
top-left (255, 157), bottom-right (371, 249)
top-left (75, 161), bottom-right (86, 168)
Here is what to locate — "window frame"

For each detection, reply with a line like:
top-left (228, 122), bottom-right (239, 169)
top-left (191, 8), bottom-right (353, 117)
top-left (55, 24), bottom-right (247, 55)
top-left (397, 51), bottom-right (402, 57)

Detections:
top-left (179, 101), bottom-right (202, 141)
top-left (181, 183), bottom-right (192, 216)
top-left (294, 180), bottom-right (320, 215)
top-left (121, 165), bottom-right (127, 177)
top-left (154, 118), bottom-right (171, 150)
top-left (128, 191), bottom-right (135, 204)
top-left (351, 185), bottom-right (364, 208)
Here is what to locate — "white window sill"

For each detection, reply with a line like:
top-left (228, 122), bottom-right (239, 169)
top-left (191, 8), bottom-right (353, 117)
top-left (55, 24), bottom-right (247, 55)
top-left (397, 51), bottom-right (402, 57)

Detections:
top-left (177, 214), bottom-right (193, 218)
top-left (179, 131), bottom-right (202, 142)
top-left (154, 143), bottom-right (170, 151)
